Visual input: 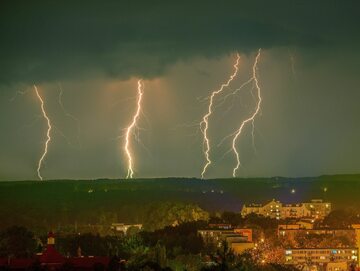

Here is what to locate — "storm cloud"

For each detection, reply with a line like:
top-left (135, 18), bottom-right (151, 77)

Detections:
top-left (1, 0), bottom-right (359, 84)
top-left (0, 1), bottom-right (359, 180)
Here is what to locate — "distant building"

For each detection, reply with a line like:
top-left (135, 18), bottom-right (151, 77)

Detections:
top-left (241, 199), bottom-right (331, 220)
top-left (198, 226), bottom-right (253, 244)
top-left (241, 199), bottom-right (282, 219)
top-left (198, 225), bottom-right (254, 255)
top-left (208, 223), bottom-right (232, 230)
top-left (297, 219), bottom-right (315, 229)
top-left (234, 228), bottom-right (253, 242)
top-left (231, 242), bottom-right (255, 255)
top-left (284, 248), bottom-right (358, 267)
top-left (198, 229), bottom-right (239, 245)
top-left (278, 226), bottom-right (355, 242)
top-left (351, 224), bottom-right (360, 250)
top-left (281, 203), bottom-right (311, 219)
top-left (110, 223), bottom-right (143, 234)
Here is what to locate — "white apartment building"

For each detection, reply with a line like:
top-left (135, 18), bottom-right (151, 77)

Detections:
top-left (241, 199), bottom-right (331, 220)
top-left (285, 248), bottom-right (358, 266)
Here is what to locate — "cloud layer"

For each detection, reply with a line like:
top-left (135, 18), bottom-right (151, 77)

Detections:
top-left (1, 1), bottom-right (359, 83)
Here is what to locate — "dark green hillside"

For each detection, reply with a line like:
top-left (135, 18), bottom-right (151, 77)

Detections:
top-left (0, 175), bottom-right (359, 232)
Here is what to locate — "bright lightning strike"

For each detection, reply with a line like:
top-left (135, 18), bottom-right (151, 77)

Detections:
top-left (34, 85), bottom-right (52, 181)
top-left (200, 54), bottom-right (240, 179)
top-left (231, 49), bottom-right (262, 177)
top-left (124, 79), bottom-right (144, 179)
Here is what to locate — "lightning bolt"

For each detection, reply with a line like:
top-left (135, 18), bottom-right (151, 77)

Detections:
top-left (34, 85), bottom-right (52, 181)
top-left (58, 83), bottom-right (82, 148)
top-left (231, 49), bottom-right (262, 177)
top-left (124, 79), bottom-right (144, 179)
top-left (200, 53), bottom-right (240, 179)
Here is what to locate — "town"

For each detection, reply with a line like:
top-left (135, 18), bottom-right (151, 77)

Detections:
top-left (0, 198), bottom-right (359, 271)
top-left (1, 0), bottom-right (359, 270)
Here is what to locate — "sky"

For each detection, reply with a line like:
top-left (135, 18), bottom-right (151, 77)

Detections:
top-left (0, 0), bottom-right (359, 180)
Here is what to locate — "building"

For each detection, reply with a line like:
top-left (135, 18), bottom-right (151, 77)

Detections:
top-left (0, 232), bottom-right (110, 270)
top-left (241, 199), bottom-right (282, 219)
top-left (234, 228), bottom-right (253, 242)
top-left (352, 224), bottom-right (360, 250)
top-left (198, 228), bottom-right (236, 245)
top-left (297, 219), bottom-right (315, 229)
top-left (284, 248), bottom-right (358, 267)
top-left (281, 203), bottom-right (311, 219)
top-left (198, 226), bottom-right (253, 245)
top-left (110, 223), bottom-right (143, 234)
top-left (278, 226), bottom-right (355, 242)
top-left (241, 199), bottom-right (331, 220)
top-left (278, 224), bottom-right (360, 251)
top-left (302, 200), bottom-right (332, 220)
top-left (231, 242), bottom-right (255, 255)
top-left (198, 226), bottom-right (254, 255)
top-left (208, 223), bottom-right (232, 230)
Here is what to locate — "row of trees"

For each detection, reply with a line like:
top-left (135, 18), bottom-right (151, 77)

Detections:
top-left (1, 208), bottom-right (360, 270)
top-left (0, 225), bottom-right (295, 270)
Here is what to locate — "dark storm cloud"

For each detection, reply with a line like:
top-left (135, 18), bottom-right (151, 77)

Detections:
top-left (1, 0), bottom-right (359, 84)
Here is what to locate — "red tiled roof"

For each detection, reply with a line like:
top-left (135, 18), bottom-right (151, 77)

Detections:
top-left (0, 232), bottom-right (109, 269)
top-left (38, 245), bottom-right (65, 264)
